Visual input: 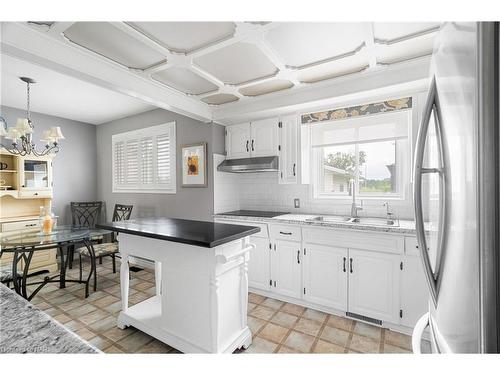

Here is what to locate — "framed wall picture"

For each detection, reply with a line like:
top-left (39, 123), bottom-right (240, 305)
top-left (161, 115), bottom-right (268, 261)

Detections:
top-left (181, 142), bottom-right (207, 187)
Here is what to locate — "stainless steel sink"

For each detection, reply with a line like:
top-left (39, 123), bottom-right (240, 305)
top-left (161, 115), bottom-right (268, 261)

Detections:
top-left (306, 215), bottom-right (399, 227)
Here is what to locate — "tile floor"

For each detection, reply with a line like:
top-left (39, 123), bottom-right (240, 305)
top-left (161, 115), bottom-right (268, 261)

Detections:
top-left (24, 257), bottom-right (423, 354)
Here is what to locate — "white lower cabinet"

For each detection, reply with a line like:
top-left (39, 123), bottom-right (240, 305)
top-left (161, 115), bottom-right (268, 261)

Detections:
top-left (303, 244), bottom-right (348, 311)
top-left (248, 236), bottom-right (271, 291)
top-left (347, 249), bottom-right (401, 324)
top-left (270, 240), bottom-right (301, 299)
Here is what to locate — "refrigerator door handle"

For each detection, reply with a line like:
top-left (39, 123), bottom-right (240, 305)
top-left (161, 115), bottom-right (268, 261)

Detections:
top-left (413, 76), bottom-right (448, 306)
top-left (412, 312), bottom-right (430, 354)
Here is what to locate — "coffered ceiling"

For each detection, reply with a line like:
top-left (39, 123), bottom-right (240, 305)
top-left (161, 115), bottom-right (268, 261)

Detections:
top-left (1, 21), bottom-right (440, 124)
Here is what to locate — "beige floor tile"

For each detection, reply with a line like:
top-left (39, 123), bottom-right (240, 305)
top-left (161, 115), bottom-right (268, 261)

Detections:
top-left (249, 305), bottom-right (276, 321)
top-left (349, 334), bottom-right (380, 353)
top-left (248, 293), bottom-right (266, 304)
top-left (92, 295), bottom-right (120, 308)
top-left (53, 314), bottom-right (72, 324)
top-left (353, 321), bottom-right (382, 341)
top-left (302, 308), bottom-right (327, 323)
top-left (313, 340), bottom-right (345, 353)
top-left (116, 330), bottom-right (154, 353)
top-left (64, 320), bottom-right (86, 332)
top-left (283, 331), bottom-right (315, 353)
top-left (85, 291), bottom-right (108, 302)
top-left (129, 292), bottom-right (151, 305)
top-left (277, 346), bottom-right (301, 353)
top-left (247, 302), bottom-right (257, 312)
top-left (271, 311), bottom-right (299, 329)
top-left (103, 326), bottom-right (137, 342)
top-left (136, 339), bottom-right (174, 353)
top-left (260, 298), bottom-right (284, 311)
top-left (385, 330), bottom-right (412, 351)
top-left (75, 327), bottom-right (97, 341)
top-left (89, 316), bottom-right (117, 333)
top-left (79, 309), bottom-right (109, 325)
top-left (242, 337), bottom-right (278, 353)
top-left (280, 303), bottom-right (305, 316)
top-left (134, 281), bottom-right (154, 291)
top-left (89, 335), bottom-right (114, 351)
top-left (383, 343), bottom-right (411, 354)
top-left (67, 303), bottom-right (97, 318)
top-left (247, 316), bottom-right (267, 335)
top-left (258, 323), bottom-right (289, 343)
top-left (320, 325), bottom-right (350, 346)
top-left (33, 301), bottom-right (51, 310)
top-left (326, 314), bottom-right (354, 331)
top-left (104, 301), bottom-right (123, 314)
top-left (44, 307), bottom-right (62, 317)
top-left (59, 298), bottom-right (86, 311)
top-left (50, 293), bottom-right (77, 305)
top-left (294, 317), bottom-right (322, 337)
top-left (104, 345), bottom-right (125, 354)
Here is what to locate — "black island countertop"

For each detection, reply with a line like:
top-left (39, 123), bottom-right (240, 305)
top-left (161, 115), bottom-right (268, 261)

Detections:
top-left (97, 217), bottom-right (260, 248)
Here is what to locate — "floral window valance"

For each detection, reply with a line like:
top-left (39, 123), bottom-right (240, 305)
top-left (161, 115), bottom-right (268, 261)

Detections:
top-left (301, 97), bottom-right (412, 124)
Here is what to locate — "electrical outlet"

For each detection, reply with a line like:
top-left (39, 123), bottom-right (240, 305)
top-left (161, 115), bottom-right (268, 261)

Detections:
top-left (294, 198), bottom-right (300, 208)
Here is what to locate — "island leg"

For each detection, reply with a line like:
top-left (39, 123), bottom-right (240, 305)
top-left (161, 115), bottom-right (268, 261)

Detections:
top-left (155, 261), bottom-right (162, 296)
top-left (117, 252), bottom-right (130, 329)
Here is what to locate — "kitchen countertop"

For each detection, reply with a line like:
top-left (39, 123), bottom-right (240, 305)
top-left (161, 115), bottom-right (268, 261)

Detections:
top-left (0, 283), bottom-right (99, 353)
top-left (214, 212), bottom-right (425, 235)
top-left (97, 217), bottom-right (260, 248)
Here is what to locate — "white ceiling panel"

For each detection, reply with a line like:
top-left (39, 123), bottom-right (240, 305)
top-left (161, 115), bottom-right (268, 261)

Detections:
top-left (201, 93), bottom-right (239, 105)
top-left (64, 22), bottom-right (166, 70)
top-left (265, 22), bottom-right (367, 68)
top-left (193, 42), bottom-right (278, 85)
top-left (0, 54), bottom-right (154, 124)
top-left (297, 53), bottom-right (369, 83)
top-left (128, 22), bottom-right (235, 54)
top-left (239, 79), bottom-right (293, 97)
top-left (152, 67), bottom-right (218, 95)
top-left (375, 32), bottom-right (435, 65)
top-left (373, 22), bottom-right (441, 43)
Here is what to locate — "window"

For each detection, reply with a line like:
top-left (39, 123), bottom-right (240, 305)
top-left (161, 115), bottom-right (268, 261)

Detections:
top-left (310, 111), bottom-right (410, 199)
top-left (112, 122), bottom-right (176, 193)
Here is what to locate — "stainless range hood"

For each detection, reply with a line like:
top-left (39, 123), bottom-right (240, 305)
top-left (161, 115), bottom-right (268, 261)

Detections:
top-left (217, 156), bottom-right (279, 173)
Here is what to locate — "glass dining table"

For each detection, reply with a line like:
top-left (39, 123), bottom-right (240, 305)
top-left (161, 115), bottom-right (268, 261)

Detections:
top-left (0, 225), bottom-right (112, 301)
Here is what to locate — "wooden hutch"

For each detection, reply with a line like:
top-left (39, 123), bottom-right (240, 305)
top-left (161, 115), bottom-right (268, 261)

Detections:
top-left (0, 150), bottom-right (58, 273)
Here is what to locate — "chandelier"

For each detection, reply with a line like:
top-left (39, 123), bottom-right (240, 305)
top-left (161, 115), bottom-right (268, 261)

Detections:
top-left (0, 77), bottom-right (64, 156)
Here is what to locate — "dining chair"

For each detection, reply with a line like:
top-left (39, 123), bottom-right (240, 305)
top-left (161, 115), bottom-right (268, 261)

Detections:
top-left (77, 204), bottom-right (133, 290)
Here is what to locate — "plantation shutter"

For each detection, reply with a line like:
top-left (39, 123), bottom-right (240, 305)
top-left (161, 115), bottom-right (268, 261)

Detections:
top-left (112, 122), bottom-right (176, 193)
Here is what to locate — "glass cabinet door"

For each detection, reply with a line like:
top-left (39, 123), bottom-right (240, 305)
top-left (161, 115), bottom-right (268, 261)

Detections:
top-left (22, 159), bottom-right (49, 188)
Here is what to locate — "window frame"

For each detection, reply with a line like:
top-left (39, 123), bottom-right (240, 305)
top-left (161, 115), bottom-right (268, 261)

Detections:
top-left (112, 122), bottom-right (177, 194)
top-left (310, 111), bottom-right (412, 202)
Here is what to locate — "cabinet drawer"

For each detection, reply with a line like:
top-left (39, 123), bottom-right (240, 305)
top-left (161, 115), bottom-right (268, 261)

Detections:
top-left (270, 224), bottom-right (302, 242)
top-left (19, 190), bottom-right (52, 199)
top-left (303, 227), bottom-right (404, 255)
top-left (2, 219), bottom-right (40, 231)
top-left (215, 219), bottom-right (268, 238)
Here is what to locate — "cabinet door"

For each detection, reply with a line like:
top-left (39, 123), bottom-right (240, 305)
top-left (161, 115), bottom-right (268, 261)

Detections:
top-left (250, 118), bottom-right (279, 157)
top-left (279, 114), bottom-right (298, 184)
top-left (303, 244), bottom-right (348, 311)
top-left (19, 157), bottom-right (52, 191)
top-left (248, 236), bottom-right (271, 291)
top-left (400, 255), bottom-right (429, 328)
top-left (226, 123), bottom-right (250, 159)
top-left (271, 240), bottom-right (301, 299)
top-left (348, 249), bottom-right (400, 324)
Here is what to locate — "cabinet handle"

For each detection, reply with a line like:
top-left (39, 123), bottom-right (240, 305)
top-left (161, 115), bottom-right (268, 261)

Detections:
top-left (246, 140), bottom-right (249, 152)
top-left (34, 193), bottom-right (38, 196)
top-left (251, 139), bottom-right (254, 151)
top-left (293, 163), bottom-right (296, 176)
top-left (350, 258), bottom-right (353, 273)
top-left (279, 231), bottom-right (292, 235)
top-left (343, 257), bottom-right (346, 272)
top-left (297, 250), bottom-right (300, 264)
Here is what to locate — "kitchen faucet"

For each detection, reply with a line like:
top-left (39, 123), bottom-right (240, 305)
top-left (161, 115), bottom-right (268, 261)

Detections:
top-left (350, 178), bottom-right (363, 218)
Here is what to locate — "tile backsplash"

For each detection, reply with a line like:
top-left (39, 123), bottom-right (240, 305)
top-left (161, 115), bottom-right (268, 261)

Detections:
top-left (213, 154), bottom-right (415, 219)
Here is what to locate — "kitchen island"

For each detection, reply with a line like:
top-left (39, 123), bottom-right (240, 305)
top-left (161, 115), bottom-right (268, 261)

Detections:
top-left (97, 217), bottom-right (260, 353)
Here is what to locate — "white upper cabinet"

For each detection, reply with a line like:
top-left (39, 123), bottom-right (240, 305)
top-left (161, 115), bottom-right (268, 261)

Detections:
top-left (303, 244), bottom-right (348, 311)
top-left (279, 114), bottom-right (299, 184)
top-left (348, 249), bottom-right (400, 324)
top-left (225, 123), bottom-right (251, 159)
top-left (249, 118), bottom-right (279, 157)
top-left (225, 118), bottom-right (279, 159)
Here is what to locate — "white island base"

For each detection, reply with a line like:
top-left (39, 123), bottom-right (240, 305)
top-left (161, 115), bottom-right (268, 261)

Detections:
top-left (116, 233), bottom-right (254, 353)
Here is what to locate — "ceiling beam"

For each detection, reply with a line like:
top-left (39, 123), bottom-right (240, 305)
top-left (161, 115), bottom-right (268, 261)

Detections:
top-left (1, 22), bottom-right (212, 122)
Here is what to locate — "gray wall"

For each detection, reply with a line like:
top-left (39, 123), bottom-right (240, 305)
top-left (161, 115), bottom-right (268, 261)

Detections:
top-left (1, 106), bottom-right (98, 224)
top-left (96, 108), bottom-right (225, 222)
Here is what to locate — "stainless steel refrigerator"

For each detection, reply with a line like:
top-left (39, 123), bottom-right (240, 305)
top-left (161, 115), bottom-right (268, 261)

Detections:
top-left (411, 22), bottom-right (499, 353)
